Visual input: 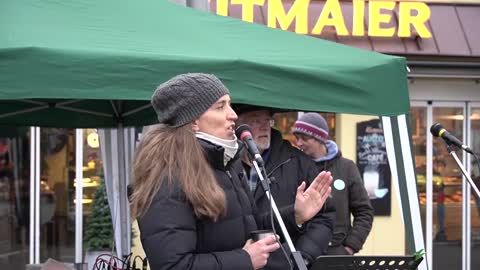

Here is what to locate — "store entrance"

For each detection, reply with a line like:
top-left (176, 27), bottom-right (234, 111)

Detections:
top-left (411, 101), bottom-right (480, 270)
top-left (0, 128), bottom-right (104, 269)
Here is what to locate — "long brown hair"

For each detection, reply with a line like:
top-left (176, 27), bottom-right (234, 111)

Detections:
top-left (130, 124), bottom-right (226, 221)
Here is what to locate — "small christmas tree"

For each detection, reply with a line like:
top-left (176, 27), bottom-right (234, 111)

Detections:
top-left (84, 178), bottom-right (113, 251)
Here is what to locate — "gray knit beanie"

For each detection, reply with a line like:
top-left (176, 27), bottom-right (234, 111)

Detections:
top-left (293, 113), bottom-right (329, 143)
top-left (151, 73), bottom-right (230, 127)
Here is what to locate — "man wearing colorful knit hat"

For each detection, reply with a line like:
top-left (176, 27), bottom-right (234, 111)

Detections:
top-left (293, 113), bottom-right (374, 255)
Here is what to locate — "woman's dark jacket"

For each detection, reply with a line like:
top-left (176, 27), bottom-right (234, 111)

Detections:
top-left (247, 129), bottom-right (336, 263)
top-left (315, 141), bottom-right (374, 253)
top-left (138, 139), bottom-right (300, 270)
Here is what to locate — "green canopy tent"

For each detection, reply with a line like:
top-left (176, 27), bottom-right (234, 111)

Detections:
top-left (0, 0), bottom-right (425, 268)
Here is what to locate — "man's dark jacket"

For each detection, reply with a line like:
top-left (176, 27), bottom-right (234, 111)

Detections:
top-left (315, 141), bottom-right (373, 253)
top-left (246, 128), bottom-right (336, 263)
top-left (138, 139), bottom-right (300, 270)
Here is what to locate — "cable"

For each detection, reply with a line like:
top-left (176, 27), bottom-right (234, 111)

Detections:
top-left (92, 253), bottom-right (142, 270)
top-left (132, 255), bottom-right (146, 270)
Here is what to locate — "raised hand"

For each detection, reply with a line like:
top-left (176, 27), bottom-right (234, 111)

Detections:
top-left (294, 171), bottom-right (332, 225)
top-left (243, 235), bottom-right (280, 270)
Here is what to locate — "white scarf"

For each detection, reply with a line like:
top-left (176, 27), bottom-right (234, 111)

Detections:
top-left (195, 132), bottom-right (239, 166)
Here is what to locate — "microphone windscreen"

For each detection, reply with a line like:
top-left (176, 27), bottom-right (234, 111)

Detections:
top-left (235, 124), bottom-right (252, 140)
top-left (430, 123), bottom-right (444, 137)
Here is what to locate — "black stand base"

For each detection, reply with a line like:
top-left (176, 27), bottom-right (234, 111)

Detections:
top-left (310, 255), bottom-right (423, 270)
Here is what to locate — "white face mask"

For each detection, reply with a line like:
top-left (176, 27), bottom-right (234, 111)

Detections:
top-left (195, 132), bottom-right (239, 166)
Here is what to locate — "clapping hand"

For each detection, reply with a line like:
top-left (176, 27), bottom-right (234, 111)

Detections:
top-left (294, 171), bottom-right (332, 225)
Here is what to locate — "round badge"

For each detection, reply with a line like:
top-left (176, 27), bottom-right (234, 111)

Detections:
top-left (333, 179), bottom-right (345, 190)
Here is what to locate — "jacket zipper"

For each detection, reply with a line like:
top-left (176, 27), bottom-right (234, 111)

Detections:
top-left (253, 158), bottom-right (292, 195)
top-left (266, 158), bottom-right (292, 178)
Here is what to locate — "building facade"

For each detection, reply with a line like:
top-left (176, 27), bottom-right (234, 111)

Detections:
top-left (209, 1), bottom-right (480, 269)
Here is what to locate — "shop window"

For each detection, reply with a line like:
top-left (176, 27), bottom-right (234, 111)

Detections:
top-left (34, 128), bottom-right (105, 263)
top-left (411, 106), bottom-right (466, 242)
top-left (469, 107), bottom-right (480, 242)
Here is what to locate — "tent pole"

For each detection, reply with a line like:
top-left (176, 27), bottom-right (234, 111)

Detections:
top-left (117, 123), bottom-right (130, 259)
top-left (382, 116), bottom-right (428, 270)
top-left (425, 106), bottom-right (433, 270)
top-left (186, 0), bottom-right (208, 10)
top-left (75, 129), bottom-right (84, 264)
top-left (168, 0), bottom-right (208, 10)
top-left (35, 127), bottom-right (40, 264)
top-left (101, 129), bottom-right (123, 257)
top-left (29, 127), bottom-right (35, 264)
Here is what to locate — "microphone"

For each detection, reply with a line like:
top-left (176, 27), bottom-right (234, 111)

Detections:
top-left (235, 124), bottom-right (264, 165)
top-left (430, 123), bottom-right (473, 154)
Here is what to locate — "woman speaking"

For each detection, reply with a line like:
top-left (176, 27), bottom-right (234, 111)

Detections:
top-left (130, 73), bottom-right (332, 270)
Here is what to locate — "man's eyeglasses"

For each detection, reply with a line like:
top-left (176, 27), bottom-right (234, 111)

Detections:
top-left (248, 118), bottom-right (275, 128)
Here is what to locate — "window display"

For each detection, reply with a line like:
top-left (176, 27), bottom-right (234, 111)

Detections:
top-left (411, 106), bottom-right (480, 242)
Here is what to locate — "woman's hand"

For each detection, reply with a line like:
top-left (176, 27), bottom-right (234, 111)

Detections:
top-left (294, 171), bottom-right (332, 225)
top-left (243, 236), bottom-right (280, 269)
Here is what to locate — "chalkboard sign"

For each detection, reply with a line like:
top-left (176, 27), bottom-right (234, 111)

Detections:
top-left (357, 119), bottom-right (391, 216)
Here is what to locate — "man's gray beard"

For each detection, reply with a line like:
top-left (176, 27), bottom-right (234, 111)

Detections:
top-left (256, 141), bottom-right (270, 154)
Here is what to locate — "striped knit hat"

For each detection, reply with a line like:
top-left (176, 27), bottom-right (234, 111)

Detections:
top-left (293, 113), bottom-right (329, 143)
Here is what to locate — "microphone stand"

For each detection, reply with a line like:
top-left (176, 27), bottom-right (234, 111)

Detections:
top-left (446, 144), bottom-right (480, 199)
top-left (251, 160), bottom-right (308, 270)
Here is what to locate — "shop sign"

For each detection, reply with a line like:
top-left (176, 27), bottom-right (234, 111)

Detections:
top-left (215, 0), bottom-right (432, 38)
